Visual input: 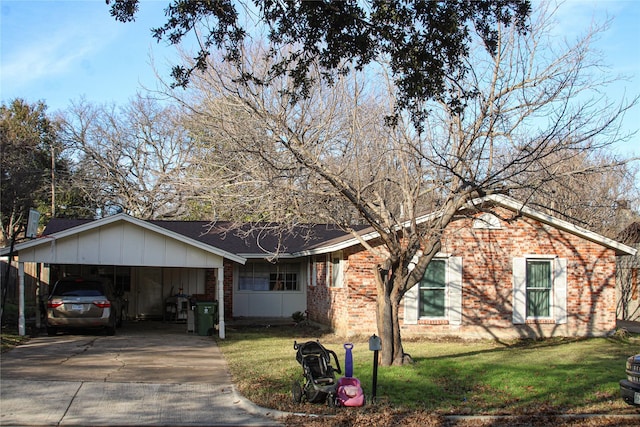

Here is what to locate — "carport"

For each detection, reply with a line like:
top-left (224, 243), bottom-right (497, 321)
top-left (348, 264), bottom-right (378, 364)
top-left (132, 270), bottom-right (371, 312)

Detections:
top-left (1, 213), bottom-right (246, 338)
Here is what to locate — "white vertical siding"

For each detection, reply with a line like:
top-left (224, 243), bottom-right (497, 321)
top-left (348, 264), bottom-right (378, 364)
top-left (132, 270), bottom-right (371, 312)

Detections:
top-left (19, 222), bottom-right (223, 268)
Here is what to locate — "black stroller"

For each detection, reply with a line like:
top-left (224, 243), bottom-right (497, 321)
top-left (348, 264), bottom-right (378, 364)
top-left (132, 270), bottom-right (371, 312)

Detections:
top-left (292, 340), bottom-right (342, 405)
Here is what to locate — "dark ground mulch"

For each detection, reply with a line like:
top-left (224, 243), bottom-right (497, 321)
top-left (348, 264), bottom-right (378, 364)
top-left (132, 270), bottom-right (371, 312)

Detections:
top-left (283, 409), bottom-right (640, 427)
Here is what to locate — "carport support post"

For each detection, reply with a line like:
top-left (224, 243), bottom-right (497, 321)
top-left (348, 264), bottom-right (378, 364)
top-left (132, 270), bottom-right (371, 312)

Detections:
top-left (18, 261), bottom-right (25, 336)
top-left (217, 268), bottom-right (225, 339)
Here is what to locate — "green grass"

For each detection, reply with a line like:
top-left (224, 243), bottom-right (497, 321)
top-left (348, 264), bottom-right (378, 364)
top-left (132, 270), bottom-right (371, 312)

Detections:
top-left (216, 324), bottom-right (640, 416)
top-left (0, 332), bottom-right (29, 353)
top-left (1, 302), bottom-right (38, 351)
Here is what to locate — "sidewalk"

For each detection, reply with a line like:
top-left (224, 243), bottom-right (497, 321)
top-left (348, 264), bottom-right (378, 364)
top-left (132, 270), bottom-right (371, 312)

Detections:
top-left (1, 380), bottom-right (283, 426)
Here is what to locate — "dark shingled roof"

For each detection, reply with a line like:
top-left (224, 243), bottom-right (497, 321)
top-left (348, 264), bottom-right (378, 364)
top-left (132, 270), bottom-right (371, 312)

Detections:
top-left (42, 218), bottom-right (93, 234)
top-left (43, 217), bottom-right (364, 256)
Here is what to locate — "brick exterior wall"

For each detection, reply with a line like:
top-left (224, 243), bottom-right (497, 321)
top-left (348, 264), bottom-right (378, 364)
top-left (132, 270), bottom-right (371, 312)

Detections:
top-left (200, 263), bottom-right (233, 320)
top-left (307, 244), bottom-right (385, 337)
top-left (223, 260), bottom-right (234, 319)
top-left (307, 207), bottom-right (619, 339)
top-left (307, 255), bottom-right (331, 325)
top-left (204, 269), bottom-right (216, 300)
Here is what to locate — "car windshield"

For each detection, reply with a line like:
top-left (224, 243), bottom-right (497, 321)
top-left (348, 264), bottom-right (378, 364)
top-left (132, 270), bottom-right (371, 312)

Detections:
top-left (52, 281), bottom-right (105, 297)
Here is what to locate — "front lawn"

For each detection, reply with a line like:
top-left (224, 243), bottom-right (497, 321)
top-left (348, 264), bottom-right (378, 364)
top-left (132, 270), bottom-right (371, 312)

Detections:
top-left (216, 323), bottom-right (639, 417)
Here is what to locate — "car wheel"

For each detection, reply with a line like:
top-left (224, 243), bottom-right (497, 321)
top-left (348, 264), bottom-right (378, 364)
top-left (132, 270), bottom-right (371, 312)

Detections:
top-left (621, 354), bottom-right (640, 406)
top-left (46, 326), bottom-right (57, 336)
top-left (116, 311), bottom-right (123, 328)
top-left (105, 322), bottom-right (116, 336)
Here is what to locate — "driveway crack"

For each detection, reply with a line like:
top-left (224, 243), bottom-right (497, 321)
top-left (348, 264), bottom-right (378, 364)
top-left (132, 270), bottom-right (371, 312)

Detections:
top-left (105, 348), bottom-right (125, 382)
top-left (59, 338), bottom-right (99, 365)
top-left (57, 381), bottom-right (84, 426)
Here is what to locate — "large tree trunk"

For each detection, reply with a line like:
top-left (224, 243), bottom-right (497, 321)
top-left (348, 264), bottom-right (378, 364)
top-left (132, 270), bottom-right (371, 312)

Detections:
top-left (375, 263), bottom-right (409, 366)
top-left (374, 238), bottom-right (445, 366)
top-left (376, 289), bottom-right (393, 366)
top-left (376, 287), bottom-right (409, 366)
top-left (390, 293), bottom-right (407, 366)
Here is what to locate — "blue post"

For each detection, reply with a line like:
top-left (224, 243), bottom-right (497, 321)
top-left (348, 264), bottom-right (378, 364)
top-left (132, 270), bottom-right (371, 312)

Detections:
top-left (344, 342), bottom-right (354, 377)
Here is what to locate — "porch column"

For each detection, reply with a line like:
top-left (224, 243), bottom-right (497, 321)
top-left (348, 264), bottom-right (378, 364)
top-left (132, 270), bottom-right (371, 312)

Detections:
top-left (36, 262), bottom-right (42, 329)
top-left (18, 261), bottom-right (25, 336)
top-left (217, 267), bottom-right (225, 339)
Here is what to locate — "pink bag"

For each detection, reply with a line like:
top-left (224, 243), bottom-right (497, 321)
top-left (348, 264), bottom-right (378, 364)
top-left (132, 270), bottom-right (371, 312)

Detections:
top-left (336, 376), bottom-right (364, 407)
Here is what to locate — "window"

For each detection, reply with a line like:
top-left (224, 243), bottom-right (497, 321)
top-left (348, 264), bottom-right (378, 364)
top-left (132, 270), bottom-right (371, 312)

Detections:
top-left (419, 260), bottom-right (446, 317)
top-left (310, 255), bottom-right (325, 287)
top-left (512, 257), bottom-right (567, 324)
top-left (238, 262), bottom-right (300, 291)
top-left (269, 272), bottom-right (297, 291)
top-left (329, 252), bottom-right (344, 288)
top-left (404, 257), bottom-right (463, 325)
top-left (473, 213), bottom-right (502, 229)
top-left (310, 258), bottom-right (317, 287)
top-left (526, 260), bottom-right (552, 317)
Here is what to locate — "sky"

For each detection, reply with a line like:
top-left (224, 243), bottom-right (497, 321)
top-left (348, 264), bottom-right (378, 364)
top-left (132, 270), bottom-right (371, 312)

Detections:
top-left (1, 0), bottom-right (639, 158)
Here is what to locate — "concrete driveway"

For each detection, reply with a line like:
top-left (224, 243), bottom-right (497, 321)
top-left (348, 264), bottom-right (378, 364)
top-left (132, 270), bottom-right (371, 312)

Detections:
top-left (0, 321), bottom-right (282, 426)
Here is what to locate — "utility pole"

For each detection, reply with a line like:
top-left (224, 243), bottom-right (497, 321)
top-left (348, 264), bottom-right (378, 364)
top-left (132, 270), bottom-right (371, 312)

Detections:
top-left (51, 143), bottom-right (55, 217)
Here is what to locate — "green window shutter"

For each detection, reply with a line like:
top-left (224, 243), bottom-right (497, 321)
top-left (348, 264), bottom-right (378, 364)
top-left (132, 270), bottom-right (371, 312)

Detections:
top-left (554, 258), bottom-right (567, 324)
top-left (512, 258), bottom-right (526, 324)
top-left (448, 257), bottom-right (463, 325)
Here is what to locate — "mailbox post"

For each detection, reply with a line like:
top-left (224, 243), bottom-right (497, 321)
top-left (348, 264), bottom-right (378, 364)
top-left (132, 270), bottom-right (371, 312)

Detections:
top-left (369, 334), bottom-right (381, 401)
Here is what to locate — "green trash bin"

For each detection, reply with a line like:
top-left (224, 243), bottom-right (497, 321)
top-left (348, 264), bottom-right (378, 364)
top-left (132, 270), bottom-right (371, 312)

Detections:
top-left (195, 301), bottom-right (218, 336)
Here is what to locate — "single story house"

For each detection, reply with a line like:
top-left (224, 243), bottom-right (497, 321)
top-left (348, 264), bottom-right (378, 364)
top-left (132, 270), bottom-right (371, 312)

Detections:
top-left (3, 194), bottom-right (636, 339)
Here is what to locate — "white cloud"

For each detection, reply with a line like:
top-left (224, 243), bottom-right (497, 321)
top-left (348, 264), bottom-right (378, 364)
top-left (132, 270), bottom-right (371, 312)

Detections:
top-left (3, 35), bottom-right (94, 88)
top-left (1, 1), bottom-right (122, 92)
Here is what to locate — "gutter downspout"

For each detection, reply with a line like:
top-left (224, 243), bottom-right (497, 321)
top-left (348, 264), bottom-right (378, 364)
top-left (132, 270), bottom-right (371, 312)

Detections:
top-left (18, 261), bottom-right (25, 336)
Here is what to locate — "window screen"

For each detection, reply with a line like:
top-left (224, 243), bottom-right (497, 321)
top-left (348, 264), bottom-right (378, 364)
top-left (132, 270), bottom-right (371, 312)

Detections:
top-left (238, 262), bottom-right (299, 291)
top-left (419, 260), bottom-right (446, 317)
top-left (526, 260), bottom-right (552, 317)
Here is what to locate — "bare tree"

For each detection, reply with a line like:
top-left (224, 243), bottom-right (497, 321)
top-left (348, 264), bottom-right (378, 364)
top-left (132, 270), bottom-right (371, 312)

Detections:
top-left (513, 151), bottom-right (639, 239)
top-left (172, 3), bottom-right (636, 365)
top-left (61, 95), bottom-right (194, 219)
top-left (179, 57), bottom-right (397, 226)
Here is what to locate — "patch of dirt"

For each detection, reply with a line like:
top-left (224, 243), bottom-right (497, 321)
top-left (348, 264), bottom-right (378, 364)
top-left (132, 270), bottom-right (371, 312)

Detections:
top-left (283, 410), bottom-right (640, 427)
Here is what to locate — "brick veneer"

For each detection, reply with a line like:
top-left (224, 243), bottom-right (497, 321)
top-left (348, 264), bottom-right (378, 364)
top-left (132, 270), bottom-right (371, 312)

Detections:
top-left (308, 207), bottom-right (618, 339)
top-left (201, 261), bottom-right (234, 320)
top-left (223, 259), bottom-right (234, 319)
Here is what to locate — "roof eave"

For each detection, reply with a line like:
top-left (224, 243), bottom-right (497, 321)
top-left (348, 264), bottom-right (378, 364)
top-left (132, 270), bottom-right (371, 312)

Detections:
top-left (297, 194), bottom-right (637, 257)
top-left (476, 194), bottom-right (638, 256)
